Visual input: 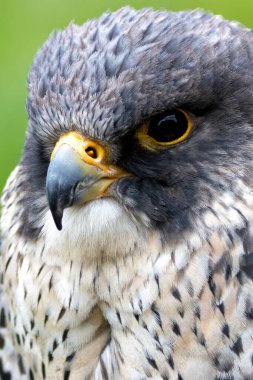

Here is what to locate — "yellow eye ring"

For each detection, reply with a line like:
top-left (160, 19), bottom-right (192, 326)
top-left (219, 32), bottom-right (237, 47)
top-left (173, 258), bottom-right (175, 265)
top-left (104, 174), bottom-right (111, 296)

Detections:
top-left (136, 109), bottom-right (192, 151)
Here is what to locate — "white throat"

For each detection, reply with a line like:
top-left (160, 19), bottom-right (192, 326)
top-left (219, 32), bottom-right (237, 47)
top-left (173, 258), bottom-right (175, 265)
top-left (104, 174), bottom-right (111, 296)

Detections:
top-left (41, 198), bottom-right (148, 264)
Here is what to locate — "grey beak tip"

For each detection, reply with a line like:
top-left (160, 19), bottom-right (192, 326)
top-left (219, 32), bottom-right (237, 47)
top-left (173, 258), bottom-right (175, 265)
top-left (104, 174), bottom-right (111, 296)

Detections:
top-left (56, 222), bottom-right (63, 231)
top-left (54, 215), bottom-right (63, 231)
top-left (48, 203), bottom-right (64, 230)
top-left (46, 185), bottom-right (64, 230)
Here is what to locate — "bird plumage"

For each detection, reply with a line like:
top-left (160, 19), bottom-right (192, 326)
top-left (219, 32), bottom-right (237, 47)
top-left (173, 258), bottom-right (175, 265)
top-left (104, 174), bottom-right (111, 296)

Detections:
top-left (1, 6), bottom-right (253, 379)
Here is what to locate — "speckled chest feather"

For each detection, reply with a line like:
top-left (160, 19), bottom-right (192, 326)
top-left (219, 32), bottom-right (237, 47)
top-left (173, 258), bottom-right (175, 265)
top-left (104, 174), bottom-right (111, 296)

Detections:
top-left (2, 167), bottom-right (253, 380)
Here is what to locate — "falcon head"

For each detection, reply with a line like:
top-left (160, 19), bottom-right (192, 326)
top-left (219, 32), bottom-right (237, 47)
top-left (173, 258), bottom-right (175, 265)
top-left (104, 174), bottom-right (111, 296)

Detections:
top-left (20, 7), bottom-right (253, 249)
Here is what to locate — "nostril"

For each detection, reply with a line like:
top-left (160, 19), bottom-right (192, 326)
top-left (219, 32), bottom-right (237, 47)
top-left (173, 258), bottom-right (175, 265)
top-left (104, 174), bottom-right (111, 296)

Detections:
top-left (85, 147), bottom-right (97, 159)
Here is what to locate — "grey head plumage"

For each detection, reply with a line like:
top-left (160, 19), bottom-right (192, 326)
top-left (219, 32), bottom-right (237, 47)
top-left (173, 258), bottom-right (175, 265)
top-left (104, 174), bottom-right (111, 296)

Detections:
top-left (19, 6), bottom-right (253, 239)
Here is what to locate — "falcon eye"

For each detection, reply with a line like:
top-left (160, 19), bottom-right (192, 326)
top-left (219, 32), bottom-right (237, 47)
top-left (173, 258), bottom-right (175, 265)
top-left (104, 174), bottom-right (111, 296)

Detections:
top-left (136, 109), bottom-right (192, 150)
top-left (148, 109), bottom-right (190, 144)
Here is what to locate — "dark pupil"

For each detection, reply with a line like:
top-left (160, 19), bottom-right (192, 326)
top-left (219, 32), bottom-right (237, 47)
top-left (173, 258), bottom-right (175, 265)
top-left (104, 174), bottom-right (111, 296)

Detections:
top-left (148, 110), bottom-right (188, 143)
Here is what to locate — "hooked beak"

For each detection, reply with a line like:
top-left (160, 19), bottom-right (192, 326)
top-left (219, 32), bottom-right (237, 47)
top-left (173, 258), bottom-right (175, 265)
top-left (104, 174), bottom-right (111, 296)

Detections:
top-left (46, 132), bottom-right (127, 230)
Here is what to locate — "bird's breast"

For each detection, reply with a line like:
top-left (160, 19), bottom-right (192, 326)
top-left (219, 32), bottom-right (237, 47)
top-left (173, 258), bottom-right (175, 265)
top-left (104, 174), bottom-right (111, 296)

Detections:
top-left (3, 175), bottom-right (253, 379)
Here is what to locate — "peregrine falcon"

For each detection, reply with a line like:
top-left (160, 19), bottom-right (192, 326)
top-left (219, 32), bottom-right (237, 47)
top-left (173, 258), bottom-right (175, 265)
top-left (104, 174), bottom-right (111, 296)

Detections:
top-left (1, 6), bottom-right (253, 380)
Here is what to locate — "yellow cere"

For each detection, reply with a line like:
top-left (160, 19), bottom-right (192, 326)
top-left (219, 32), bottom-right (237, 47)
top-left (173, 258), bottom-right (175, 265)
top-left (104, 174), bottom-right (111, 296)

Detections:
top-left (50, 131), bottom-right (108, 166)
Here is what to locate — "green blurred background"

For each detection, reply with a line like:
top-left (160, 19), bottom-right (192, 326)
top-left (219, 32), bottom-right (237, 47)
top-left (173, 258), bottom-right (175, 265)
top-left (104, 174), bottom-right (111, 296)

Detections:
top-left (1, 0), bottom-right (253, 192)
